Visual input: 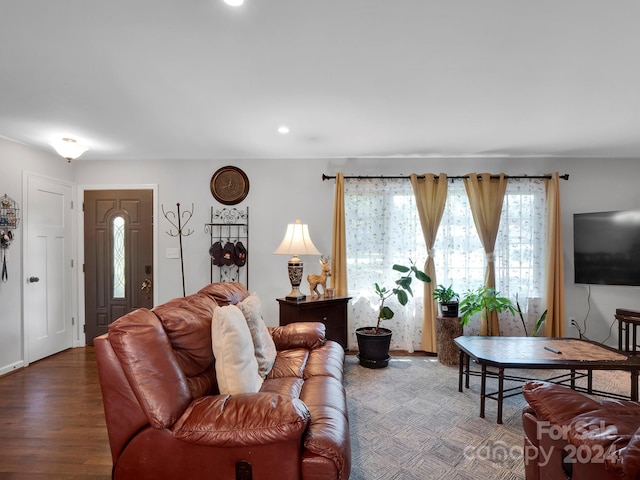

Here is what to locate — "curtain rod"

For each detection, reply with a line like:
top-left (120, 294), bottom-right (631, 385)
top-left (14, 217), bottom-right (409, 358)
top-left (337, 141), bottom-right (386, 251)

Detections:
top-left (322, 173), bottom-right (569, 181)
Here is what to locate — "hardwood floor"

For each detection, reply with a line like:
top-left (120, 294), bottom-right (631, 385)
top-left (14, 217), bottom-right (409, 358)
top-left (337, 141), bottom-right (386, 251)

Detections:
top-left (0, 347), bottom-right (112, 479)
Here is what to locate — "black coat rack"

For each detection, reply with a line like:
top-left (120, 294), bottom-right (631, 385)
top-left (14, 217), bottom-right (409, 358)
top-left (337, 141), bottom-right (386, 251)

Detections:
top-left (162, 202), bottom-right (194, 297)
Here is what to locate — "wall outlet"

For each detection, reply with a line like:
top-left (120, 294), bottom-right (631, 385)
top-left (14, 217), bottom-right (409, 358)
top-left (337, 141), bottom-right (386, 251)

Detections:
top-left (165, 247), bottom-right (180, 259)
top-left (569, 316), bottom-right (576, 324)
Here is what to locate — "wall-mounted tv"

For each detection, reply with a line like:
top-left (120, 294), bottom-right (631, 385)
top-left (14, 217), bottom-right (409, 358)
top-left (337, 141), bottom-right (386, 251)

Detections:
top-left (574, 209), bottom-right (640, 286)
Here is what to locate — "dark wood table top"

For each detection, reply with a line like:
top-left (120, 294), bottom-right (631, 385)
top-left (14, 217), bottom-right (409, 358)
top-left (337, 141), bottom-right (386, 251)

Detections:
top-left (277, 295), bottom-right (352, 305)
top-left (454, 336), bottom-right (640, 369)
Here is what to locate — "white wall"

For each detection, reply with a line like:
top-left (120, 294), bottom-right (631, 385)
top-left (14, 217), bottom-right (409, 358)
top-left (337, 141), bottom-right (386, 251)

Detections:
top-left (75, 155), bottom-right (640, 347)
top-left (559, 157), bottom-right (640, 344)
top-left (2, 139), bottom-right (640, 374)
top-left (0, 137), bottom-right (74, 374)
top-left (74, 158), bottom-right (338, 327)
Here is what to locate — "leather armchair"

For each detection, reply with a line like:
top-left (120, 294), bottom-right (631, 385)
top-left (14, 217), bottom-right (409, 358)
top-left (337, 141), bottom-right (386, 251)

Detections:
top-left (522, 381), bottom-right (640, 480)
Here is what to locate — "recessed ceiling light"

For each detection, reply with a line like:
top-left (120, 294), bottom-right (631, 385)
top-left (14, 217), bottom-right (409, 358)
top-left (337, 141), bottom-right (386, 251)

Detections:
top-left (224, 0), bottom-right (244, 6)
top-left (277, 126), bottom-right (290, 134)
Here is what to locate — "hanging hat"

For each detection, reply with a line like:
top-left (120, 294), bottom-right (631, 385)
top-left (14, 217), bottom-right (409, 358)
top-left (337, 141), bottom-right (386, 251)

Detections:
top-left (0, 230), bottom-right (11, 249)
top-left (234, 241), bottom-right (247, 267)
top-left (209, 241), bottom-right (223, 266)
top-left (222, 241), bottom-right (235, 266)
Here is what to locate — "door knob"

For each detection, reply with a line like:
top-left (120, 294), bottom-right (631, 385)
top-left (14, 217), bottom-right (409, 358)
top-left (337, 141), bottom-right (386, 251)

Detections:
top-left (141, 278), bottom-right (152, 298)
top-left (28, 276), bottom-right (40, 283)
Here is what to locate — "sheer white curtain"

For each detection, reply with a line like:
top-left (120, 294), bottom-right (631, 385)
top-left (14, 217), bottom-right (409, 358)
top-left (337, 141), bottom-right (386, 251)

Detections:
top-left (345, 177), bottom-right (547, 349)
top-left (344, 179), bottom-right (426, 352)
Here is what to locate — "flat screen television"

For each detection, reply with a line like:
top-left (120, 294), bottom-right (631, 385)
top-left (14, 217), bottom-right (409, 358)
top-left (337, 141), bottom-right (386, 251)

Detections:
top-left (574, 209), bottom-right (640, 286)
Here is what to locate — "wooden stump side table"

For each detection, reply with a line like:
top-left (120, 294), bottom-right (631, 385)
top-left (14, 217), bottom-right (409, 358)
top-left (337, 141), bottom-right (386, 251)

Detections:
top-left (436, 316), bottom-right (463, 365)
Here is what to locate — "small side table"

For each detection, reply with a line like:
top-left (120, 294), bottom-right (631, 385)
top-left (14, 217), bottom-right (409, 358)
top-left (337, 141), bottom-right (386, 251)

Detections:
top-left (277, 295), bottom-right (351, 349)
top-left (436, 316), bottom-right (463, 365)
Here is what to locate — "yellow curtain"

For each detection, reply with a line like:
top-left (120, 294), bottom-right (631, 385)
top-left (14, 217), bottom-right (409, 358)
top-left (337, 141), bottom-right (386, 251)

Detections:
top-left (331, 173), bottom-right (348, 296)
top-left (410, 173), bottom-right (448, 352)
top-left (544, 172), bottom-right (565, 337)
top-left (463, 173), bottom-right (507, 336)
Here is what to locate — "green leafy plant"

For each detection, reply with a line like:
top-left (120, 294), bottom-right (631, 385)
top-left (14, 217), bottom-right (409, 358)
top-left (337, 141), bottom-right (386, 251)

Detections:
top-left (432, 284), bottom-right (459, 303)
top-left (515, 293), bottom-right (548, 337)
top-left (372, 260), bottom-right (431, 333)
top-left (459, 286), bottom-right (515, 327)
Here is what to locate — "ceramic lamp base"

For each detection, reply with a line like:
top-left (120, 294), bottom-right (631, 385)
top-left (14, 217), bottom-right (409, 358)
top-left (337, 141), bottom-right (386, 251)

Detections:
top-left (285, 258), bottom-right (306, 301)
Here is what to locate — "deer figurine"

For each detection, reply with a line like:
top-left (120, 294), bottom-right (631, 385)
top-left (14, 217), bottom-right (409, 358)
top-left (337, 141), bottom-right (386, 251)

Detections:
top-left (307, 256), bottom-right (331, 297)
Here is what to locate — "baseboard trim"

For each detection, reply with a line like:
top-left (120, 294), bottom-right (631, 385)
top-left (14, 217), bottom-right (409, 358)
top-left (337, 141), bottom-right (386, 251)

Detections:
top-left (0, 360), bottom-right (25, 378)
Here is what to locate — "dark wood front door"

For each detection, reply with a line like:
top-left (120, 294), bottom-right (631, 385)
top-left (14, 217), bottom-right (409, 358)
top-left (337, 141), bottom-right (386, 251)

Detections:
top-left (84, 189), bottom-right (154, 344)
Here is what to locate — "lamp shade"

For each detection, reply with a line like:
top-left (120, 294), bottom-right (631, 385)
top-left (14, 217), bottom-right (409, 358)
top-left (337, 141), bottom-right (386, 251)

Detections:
top-left (50, 138), bottom-right (89, 162)
top-left (274, 219), bottom-right (320, 256)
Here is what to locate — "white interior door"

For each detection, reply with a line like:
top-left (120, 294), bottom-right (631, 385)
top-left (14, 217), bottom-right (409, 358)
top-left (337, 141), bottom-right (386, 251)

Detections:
top-left (24, 174), bottom-right (73, 363)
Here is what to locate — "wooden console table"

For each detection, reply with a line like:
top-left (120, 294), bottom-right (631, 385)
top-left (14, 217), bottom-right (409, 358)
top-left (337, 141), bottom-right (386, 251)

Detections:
top-left (455, 336), bottom-right (640, 424)
top-left (277, 295), bottom-right (351, 349)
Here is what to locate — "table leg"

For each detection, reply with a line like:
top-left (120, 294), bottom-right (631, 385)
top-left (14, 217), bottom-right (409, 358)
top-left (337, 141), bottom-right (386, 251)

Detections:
top-left (497, 368), bottom-right (504, 425)
top-left (619, 319), bottom-right (623, 351)
top-left (465, 353), bottom-right (470, 389)
top-left (587, 370), bottom-right (593, 394)
top-left (480, 364), bottom-right (486, 419)
top-left (458, 350), bottom-right (464, 392)
top-left (570, 369), bottom-right (576, 389)
top-left (632, 370), bottom-right (639, 401)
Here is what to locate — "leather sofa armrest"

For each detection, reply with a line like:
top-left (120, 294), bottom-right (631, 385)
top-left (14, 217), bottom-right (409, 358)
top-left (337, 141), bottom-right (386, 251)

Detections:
top-left (269, 322), bottom-right (326, 351)
top-left (171, 392), bottom-right (310, 447)
top-left (522, 381), bottom-right (604, 425)
top-left (617, 432), bottom-right (640, 478)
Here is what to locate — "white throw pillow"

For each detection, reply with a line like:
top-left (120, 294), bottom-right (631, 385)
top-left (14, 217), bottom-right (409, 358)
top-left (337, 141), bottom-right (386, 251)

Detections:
top-left (237, 293), bottom-right (277, 378)
top-left (211, 305), bottom-right (263, 395)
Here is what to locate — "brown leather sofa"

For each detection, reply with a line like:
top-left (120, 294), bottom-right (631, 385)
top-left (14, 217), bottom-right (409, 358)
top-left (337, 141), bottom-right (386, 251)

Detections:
top-left (95, 282), bottom-right (351, 480)
top-left (522, 381), bottom-right (640, 480)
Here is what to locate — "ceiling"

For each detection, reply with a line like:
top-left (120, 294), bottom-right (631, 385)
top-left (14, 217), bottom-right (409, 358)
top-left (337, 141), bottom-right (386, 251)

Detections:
top-left (1, 0), bottom-right (639, 162)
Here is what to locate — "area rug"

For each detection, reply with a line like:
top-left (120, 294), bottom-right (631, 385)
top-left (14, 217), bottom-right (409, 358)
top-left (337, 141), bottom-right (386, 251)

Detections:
top-left (343, 354), bottom-right (631, 480)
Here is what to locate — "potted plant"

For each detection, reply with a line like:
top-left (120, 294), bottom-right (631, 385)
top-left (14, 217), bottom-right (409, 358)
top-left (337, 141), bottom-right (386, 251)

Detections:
top-left (515, 293), bottom-right (548, 337)
top-left (356, 260), bottom-right (430, 369)
top-left (459, 286), bottom-right (515, 335)
top-left (432, 284), bottom-right (460, 317)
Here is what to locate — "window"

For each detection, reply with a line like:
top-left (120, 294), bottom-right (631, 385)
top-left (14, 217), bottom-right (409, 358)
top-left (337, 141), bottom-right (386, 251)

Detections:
top-left (112, 216), bottom-right (125, 298)
top-left (433, 179), bottom-right (546, 335)
top-left (345, 177), bottom-right (546, 350)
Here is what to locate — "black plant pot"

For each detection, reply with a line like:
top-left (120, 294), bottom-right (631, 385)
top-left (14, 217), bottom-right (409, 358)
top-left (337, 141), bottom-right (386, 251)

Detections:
top-left (355, 327), bottom-right (392, 369)
top-left (439, 302), bottom-right (459, 318)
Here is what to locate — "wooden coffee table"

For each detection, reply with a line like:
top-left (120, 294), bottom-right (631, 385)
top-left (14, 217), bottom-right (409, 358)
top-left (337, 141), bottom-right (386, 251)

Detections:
top-left (454, 336), bottom-right (640, 424)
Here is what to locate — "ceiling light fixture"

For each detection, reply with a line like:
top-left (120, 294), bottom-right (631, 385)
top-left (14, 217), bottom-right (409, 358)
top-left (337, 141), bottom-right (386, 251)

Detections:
top-left (277, 125), bottom-right (290, 134)
top-left (224, 0), bottom-right (244, 6)
top-left (50, 137), bottom-right (89, 162)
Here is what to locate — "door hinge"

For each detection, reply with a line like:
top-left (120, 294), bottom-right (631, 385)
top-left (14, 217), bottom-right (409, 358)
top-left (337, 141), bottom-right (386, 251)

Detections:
top-left (83, 324), bottom-right (86, 333)
top-left (71, 200), bottom-right (74, 209)
top-left (82, 264), bottom-right (85, 273)
top-left (72, 317), bottom-right (75, 326)
top-left (71, 259), bottom-right (74, 268)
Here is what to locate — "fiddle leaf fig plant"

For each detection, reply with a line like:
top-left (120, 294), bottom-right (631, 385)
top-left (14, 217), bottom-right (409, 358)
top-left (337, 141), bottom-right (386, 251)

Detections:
top-left (373, 260), bottom-right (431, 333)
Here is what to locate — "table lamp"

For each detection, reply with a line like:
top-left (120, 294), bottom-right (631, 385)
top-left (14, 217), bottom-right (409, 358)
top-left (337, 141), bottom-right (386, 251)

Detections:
top-left (274, 219), bottom-right (320, 300)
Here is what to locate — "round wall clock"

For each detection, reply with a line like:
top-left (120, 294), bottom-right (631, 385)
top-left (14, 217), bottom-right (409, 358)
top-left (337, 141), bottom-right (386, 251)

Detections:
top-left (210, 166), bottom-right (250, 205)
